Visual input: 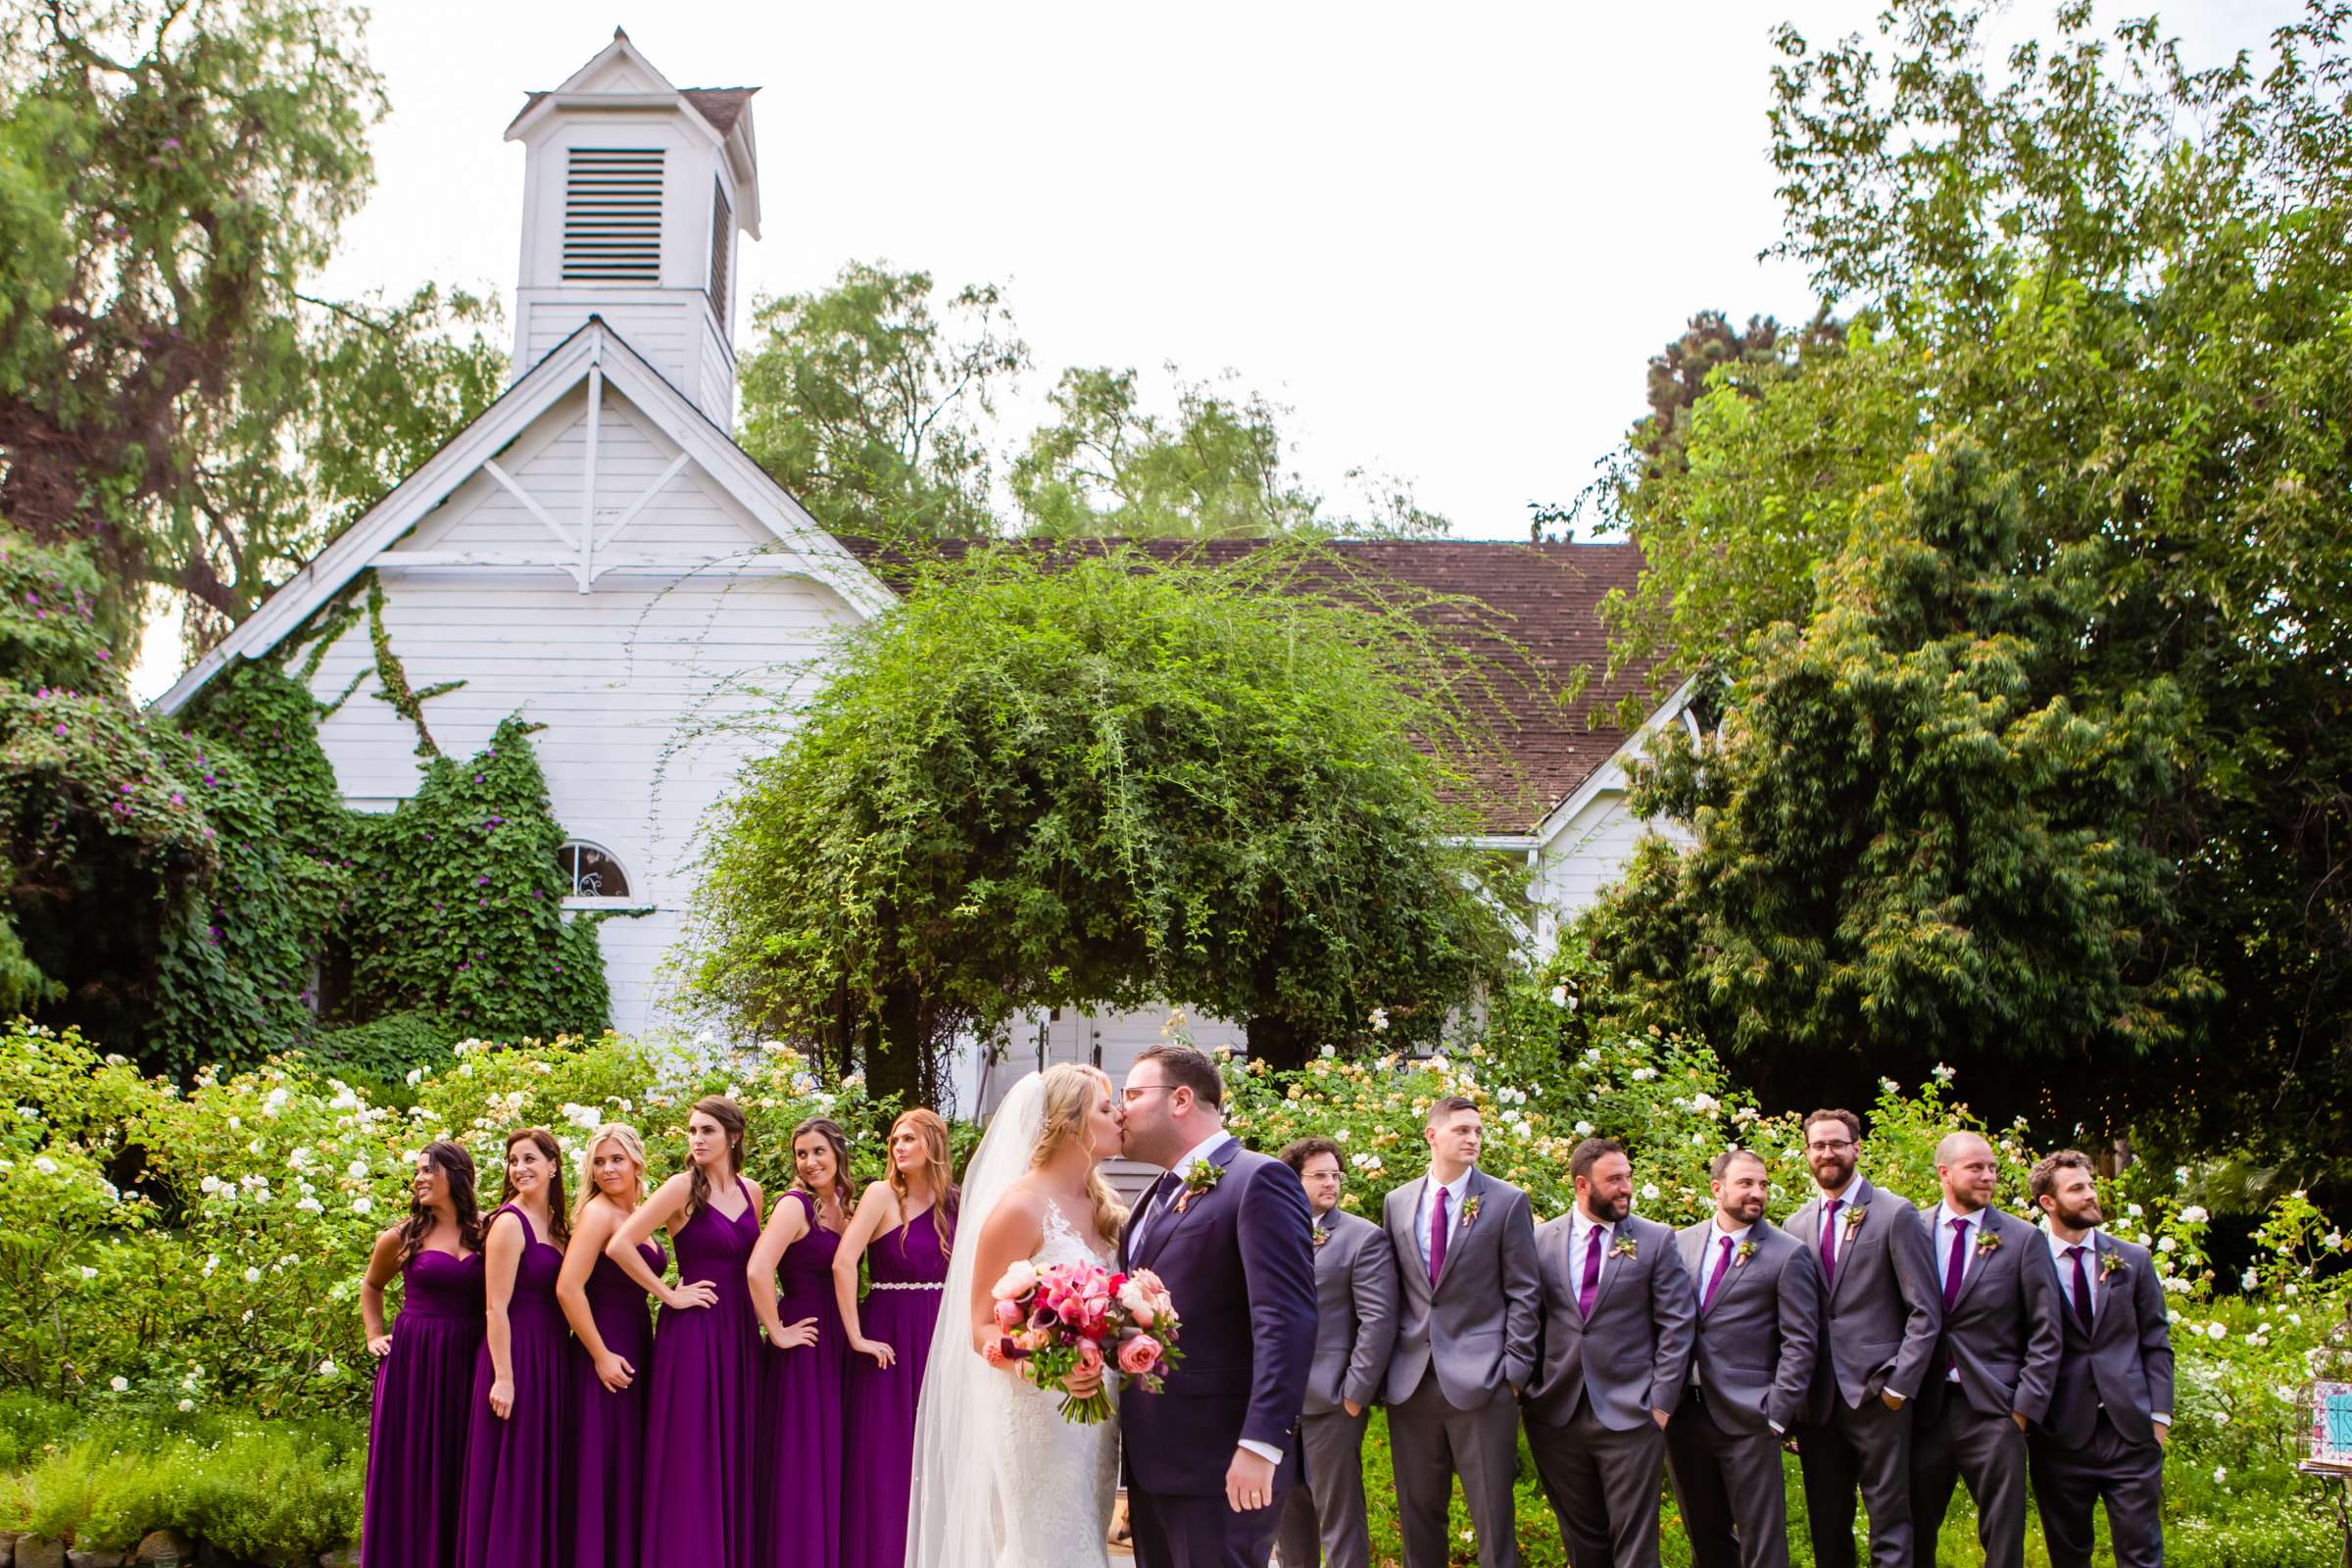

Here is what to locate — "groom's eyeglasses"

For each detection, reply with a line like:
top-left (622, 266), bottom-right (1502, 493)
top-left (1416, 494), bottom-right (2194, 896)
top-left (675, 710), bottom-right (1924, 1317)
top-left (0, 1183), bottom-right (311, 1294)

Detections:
top-left (1121, 1085), bottom-right (1172, 1105)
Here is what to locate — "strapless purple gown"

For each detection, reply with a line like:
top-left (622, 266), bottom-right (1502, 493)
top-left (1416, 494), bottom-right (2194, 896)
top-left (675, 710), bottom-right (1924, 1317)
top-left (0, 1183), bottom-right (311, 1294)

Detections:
top-left (363, 1247), bottom-right (483, 1568)
top-left (842, 1210), bottom-right (953, 1568)
top-left (458, 1205), bottom-right (572, 1568)
top-left (573, 1236), bottom-right (665, 1566)
top-left (641, 1186), bottom-right (762, 1568)
top-left (756, 1189), bottom-right (847, 1568)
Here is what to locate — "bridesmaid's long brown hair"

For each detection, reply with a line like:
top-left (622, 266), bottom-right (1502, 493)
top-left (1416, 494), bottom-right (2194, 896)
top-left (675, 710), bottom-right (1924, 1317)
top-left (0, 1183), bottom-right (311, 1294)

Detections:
top-left (396, 1140), bottom-right (484, 1265)
top-left (497, 1127), bottom-right (570, 1248)
top-left (888, 1108), bottom-right (958, 1259)
top-left (791, 1116), bottom-right (857, 1220)
top-left (684, 1095), bottom-right (748, 1223)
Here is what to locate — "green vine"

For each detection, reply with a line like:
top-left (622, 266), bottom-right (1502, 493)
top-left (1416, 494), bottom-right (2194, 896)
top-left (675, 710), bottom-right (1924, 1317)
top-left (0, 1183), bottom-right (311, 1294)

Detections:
top-left (364, 575), bottom-right (454, 758)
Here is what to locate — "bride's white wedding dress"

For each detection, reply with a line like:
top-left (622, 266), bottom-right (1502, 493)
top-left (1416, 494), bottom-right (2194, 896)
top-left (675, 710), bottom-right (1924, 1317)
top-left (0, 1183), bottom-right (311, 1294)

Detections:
top-left (906, 1076), bottom-right (1120, 1568)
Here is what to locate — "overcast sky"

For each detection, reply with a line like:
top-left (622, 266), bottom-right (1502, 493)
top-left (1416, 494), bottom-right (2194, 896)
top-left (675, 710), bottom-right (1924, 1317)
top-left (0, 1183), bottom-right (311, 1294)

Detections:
top-left (130, 0), bottom-right (2300, 698)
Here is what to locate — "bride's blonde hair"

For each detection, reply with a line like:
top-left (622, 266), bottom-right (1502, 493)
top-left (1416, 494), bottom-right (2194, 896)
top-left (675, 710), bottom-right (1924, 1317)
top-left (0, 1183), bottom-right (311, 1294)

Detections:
top-left (1029, 1063), bottom-right (1128, 1244)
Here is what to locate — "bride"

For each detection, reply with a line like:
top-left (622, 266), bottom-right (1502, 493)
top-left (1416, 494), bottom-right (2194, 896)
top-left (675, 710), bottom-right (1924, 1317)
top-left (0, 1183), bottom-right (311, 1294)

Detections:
top-left (906, 1063), bottom-right (1128, 1567)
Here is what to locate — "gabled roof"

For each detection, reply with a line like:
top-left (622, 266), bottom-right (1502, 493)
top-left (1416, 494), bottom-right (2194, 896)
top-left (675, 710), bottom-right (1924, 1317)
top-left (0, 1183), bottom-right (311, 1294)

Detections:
top-left (153, 317), bottom-right (891, 715)
top-left (834, 536), bottom-right (1678, 835)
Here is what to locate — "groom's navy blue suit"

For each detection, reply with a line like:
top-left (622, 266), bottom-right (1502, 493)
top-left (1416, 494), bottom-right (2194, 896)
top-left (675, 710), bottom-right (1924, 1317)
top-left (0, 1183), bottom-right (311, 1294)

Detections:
top-left (1119, 1133), bottom-right (1318, 1568)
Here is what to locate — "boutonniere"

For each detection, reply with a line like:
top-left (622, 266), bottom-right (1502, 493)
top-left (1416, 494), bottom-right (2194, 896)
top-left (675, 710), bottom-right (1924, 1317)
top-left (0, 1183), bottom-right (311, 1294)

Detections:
top-left (1312, 1225), bottom-right (1331, 1250)
top-left (1459, 1195), bottom-right (1482, 1229)
top-left (1612, 1234), bottom-right (1639, 1260)
top-left (1173, 1157), bottom-right (1222, 1214)
top-left (1734, 1239), bottom-right (1759, 1267)
top-left (2099, 1250), bottom-right (2126, 1279)
top-left (1842, 1204), bottom-right (1870, 1233)
top-left (1975, 1227), bottom-right (2002, 1256)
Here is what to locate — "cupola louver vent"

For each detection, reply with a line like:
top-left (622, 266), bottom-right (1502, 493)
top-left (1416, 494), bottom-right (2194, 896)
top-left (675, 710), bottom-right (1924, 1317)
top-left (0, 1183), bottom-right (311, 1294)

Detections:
top-left (562, 147), bottom-right (664, 282)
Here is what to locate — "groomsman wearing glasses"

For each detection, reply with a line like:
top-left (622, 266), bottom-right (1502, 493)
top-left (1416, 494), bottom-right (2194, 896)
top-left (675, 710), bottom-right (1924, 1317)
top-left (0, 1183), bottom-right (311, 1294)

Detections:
top-left (1666, 1148), bottom-right (1823, 1568)
top-left (1782, 1109), bottom-right (1942, 1568)
top-left (2027, 1151), bottom-right (2173, 1568)
top-left (1275, 1137), bottom-right (1398, 1568)
top-left (1383, 1097), bottom-right (1542, 1568)
top-left (1909, 1132), bottom-right (2062, 1568)
top-left (1522, 1137), bottom-right (1694, 1568)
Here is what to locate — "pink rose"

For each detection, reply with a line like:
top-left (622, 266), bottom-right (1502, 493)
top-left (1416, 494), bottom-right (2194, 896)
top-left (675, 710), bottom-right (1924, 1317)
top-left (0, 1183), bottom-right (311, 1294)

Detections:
top-left (994, 1298), bottom-right (1022, 1330)
top-left (993, 1260), bottom-right (1038, 1299)
top-left (1117, 1335), bottom-right (1162, 1376)
top-left (1077, 1342), bottom-right (1104, 1374)
top-left (1130, 1302), bottom-right (1156, 1328)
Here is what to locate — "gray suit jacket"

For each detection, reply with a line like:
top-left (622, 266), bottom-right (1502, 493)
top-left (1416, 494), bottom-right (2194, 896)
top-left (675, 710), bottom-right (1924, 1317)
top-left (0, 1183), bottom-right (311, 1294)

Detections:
top-left (1381, 1168), bottom-right (1541, 1408)
top-left (1918, 1205), bottom-right (2063, 1424)
top-left (2036, 1230), bottom-right (2174, 1447)
top-left (1784, 1177), bottom-right (1943, 1417)
top-left (1676, 1217), bottom-right (1823, 1437)
top-left (1526, 1210), bottom-right (1695, 1432)
top-left (1305, 1207), bottom-right (1400, 1416)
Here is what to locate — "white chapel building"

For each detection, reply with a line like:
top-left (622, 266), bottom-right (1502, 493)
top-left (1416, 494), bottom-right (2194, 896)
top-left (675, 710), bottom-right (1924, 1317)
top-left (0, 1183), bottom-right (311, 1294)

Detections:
top-left (154, 35), bottom-right (1690, 1111)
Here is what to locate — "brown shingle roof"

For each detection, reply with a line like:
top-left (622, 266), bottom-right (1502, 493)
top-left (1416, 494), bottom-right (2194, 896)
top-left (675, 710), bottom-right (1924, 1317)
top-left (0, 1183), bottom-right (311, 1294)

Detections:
top-left (832, 536), bottom-right (1671, 835)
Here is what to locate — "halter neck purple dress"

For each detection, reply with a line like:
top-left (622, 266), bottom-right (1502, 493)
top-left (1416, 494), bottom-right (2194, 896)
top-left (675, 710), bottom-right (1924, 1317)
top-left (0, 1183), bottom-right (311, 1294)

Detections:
top-left (755, 1188), bottom-right (847, 1568)
top-left (641, 1181), bottom-right (762, 1568)
top-left (363, 1246), bottom-right (482, 1568)
top-left (842, 1207), bottom-right (953, 1568)
top-left (458, 1204), bottom-right (572, 1568)
top-left (572, 1226), bottom-right (666, 1567)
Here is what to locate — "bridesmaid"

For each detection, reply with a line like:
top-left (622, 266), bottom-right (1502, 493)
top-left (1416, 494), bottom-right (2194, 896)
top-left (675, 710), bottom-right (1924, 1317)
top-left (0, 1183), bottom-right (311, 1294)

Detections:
top-left (558, 1123), bottom-right (661, 1567)
top-left (835, 1108), bottom-right (958, 1568)
top-left (360, 1140), bottom-right (485, 1568)
top-left (458, 1128), bottom-right (573, 1568)
top-left (612, 1097), bottom-right (762, 1568)
top-left (748, 1116), bottom-right (855, 1568)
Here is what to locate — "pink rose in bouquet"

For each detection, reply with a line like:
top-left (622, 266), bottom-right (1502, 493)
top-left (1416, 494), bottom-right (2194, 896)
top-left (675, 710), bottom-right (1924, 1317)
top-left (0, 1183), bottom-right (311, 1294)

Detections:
top-left (987, 1259), bottom-right (1183, 1423)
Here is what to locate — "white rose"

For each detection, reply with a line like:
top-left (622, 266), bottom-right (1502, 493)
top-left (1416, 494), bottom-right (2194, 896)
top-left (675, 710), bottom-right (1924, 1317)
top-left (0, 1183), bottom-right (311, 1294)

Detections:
top-left (1549, 985), bottom-right (1569, 1007)
top-left (2213, 1466), bottom-right (2227, 1484)
top-left (2242, 1268), bottom-right (2260, 1290)
top-left (318, 1358), bottom-right (337, 1377)
top-left (32, 1155), bottom-right (57, 1175)
top-left (1641, 1182), bottom-right (1660, 1201)
top-left (2206, 1322), bottom-right (2227, 1341)
top-left (177, 1398), bottom-right (194, 1412)
top-left (1574, 1121), bottom-right (1594, 1136)
top-left (352, 1196), bottom-right (373, 1215)
top-left (2157, 1236), bottom-right (2178, 1252)
top-left (2126, 1203), bottom-right (2143, 1218)
top-left (405, 1068), bottom-right (423, 1086)
top-left (111, 1376), bottom-right (129, 1393)
top-left (2179, 1205), bottom-right (2209, 1224)
top-left (296, 1197), bottom-right (323, 1214)
top-left (347, 1158), bottom-right (369, 1180)
top-left (244, 1266), bottom-right (262, 1284)
top-left (80, 1265), bottom-right (98, 1280)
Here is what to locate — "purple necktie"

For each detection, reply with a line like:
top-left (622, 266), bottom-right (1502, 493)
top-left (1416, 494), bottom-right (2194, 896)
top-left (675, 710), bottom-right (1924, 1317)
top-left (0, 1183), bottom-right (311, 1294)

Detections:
top-left (2067, 1245), bottom-right (2094, 1334)
top-left (1701, 1233), bottom-right (1735, 1312)
top-left (1428, 1184), bottom-right (1449, 1286)
top-left (1578, 1224), bottom-right (1604, 1317)
top-left (1820, 1198), bottom-right (1841, 1286)
top-left (1943, 1217), bottom-right (1969, 1311)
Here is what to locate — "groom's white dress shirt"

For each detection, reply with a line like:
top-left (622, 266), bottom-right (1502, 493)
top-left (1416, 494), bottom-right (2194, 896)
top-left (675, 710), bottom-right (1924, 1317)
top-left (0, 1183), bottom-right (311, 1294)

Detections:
top-left (1131, 1125), bottom-right (1282, 1467)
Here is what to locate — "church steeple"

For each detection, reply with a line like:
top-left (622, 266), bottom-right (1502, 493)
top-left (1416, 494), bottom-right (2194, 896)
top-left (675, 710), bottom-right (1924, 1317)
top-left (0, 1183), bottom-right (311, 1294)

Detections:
top-left (505, 32), bottom-right (760, 422)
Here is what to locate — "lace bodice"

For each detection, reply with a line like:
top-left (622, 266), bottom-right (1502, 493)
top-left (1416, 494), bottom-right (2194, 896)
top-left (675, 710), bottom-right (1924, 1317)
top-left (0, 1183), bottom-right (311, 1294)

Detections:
top-left (1035, 1195), bottom-right (1110, 1274)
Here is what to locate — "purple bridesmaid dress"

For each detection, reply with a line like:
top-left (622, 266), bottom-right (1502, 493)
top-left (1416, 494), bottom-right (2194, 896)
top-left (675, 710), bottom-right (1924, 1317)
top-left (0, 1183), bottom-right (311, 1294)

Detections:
top-left (572, 1236), bottom-right (665, 1566)
top-left (640, 1186), bottom-right (762, 1568)
top-left (363, 1248), bottom-right (483, 1568)
top-left (457, 1205), bottom-right (573, 1568)
top-left (840, 1209), bottom-right (953, 1568)
top-left (755, 1188), bottom-right (847, 1568)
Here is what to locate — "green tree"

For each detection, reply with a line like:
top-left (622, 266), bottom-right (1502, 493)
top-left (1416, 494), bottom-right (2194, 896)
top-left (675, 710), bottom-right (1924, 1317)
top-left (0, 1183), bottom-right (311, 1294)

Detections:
top-left (0, 0), bottom-right (505, 645)
top-left (1588, 1), bottom-right (2352, 1173)
top-left (736, 262), bottom-right (1024, 541)
top-left (684, 543), bottom-right (1516, 1105)
top-left (1583, 447), bottom-right (2201, 1126)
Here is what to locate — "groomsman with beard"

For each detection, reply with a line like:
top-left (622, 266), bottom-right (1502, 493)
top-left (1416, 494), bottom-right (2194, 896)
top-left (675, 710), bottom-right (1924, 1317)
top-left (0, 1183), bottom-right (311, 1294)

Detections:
top-left (1382, 1097), bottom-right (1541, 1568)
top-left (1522, 1137), bottom-right (1695, 1568)
top-left (1782, 1109), bottom-right (1942, 1568)
top-left (1908, 1131), bottom-right (2063, 1568)
top-left (2027, 1150), bottom-right (2173, 1568)
top-left (1272, 1137), bottom-right (1398, 1568)
top-left (1666, 1148), bottom-right (1823, 1568)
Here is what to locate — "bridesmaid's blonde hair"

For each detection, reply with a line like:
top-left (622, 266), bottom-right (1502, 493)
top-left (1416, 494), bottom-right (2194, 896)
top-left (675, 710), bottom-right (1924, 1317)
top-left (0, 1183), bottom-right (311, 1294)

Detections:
top-left (570, 1123), bottom-right (647, 1230)
top-left (1028, 1063), bottom-right (1128, 1245)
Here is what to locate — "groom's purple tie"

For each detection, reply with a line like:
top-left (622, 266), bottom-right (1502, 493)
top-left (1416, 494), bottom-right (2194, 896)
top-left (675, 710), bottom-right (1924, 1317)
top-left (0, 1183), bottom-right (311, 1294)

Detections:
top-left (1578, 1224), bottom-right (1604, 1317)
top-left (1427, 1185), bottom-right (1449, 1285)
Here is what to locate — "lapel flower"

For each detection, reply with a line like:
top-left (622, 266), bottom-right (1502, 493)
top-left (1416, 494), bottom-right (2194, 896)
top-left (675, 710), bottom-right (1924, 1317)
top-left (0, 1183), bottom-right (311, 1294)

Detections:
top-left (2099, 1250), bottom-right (2126, 1279)
top-left (1612, 1233), bottom-right (1639, 1260)
top-left (1311, 1225), bottom-right (1331, 1250)
top-left (1459, 1194), bottom-right (1482, 1229)
top-left (1842, 1203), bottom-right (1870, 1232)
top-left (1975, 1226), bottom-right (2002, 1255)
top-left (1734, 1239), bottom-right (1758, 1267)
top-left (1173, 1156), bottom-right (1222, 1214)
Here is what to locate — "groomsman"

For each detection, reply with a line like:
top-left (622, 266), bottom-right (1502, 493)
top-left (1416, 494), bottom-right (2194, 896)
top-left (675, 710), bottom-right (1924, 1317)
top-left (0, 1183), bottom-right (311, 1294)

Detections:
top-left (1908, 1131), bottom-right (2062, 1568)
top-left (1667, 1148), bottom-right (1823, 1568)
top-left (1382, 1097), bottom-right (1541, 1568)
top-left (1273, 1137), bottom-right (1398, 1568)
top-left (1783, 1108), bottom-right (1942, 1568)
top-left (2027, 1150), bottom-right (2173, 1568)
top-left (1523, 1137), bottom-right (1694, 1568)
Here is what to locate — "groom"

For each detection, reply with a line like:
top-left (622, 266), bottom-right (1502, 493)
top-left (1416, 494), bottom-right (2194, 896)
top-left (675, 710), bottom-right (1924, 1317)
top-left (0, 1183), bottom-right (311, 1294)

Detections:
top-left (1116, 1043), bottom-right (1318, 1568)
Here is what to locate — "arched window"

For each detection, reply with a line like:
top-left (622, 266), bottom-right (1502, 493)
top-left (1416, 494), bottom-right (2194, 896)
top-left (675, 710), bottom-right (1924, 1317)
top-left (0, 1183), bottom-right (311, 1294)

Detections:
top-left (557, 840), bottom-right (631, 900)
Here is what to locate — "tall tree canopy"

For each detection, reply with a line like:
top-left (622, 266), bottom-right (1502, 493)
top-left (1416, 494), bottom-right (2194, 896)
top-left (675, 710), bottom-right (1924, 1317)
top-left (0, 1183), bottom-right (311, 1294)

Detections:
top-left (685, 544), bottom-right (1516, 1105)
top-left (1586, 0), bottom-right (2352, 1173)
top-left (0, 0), bottom-right (504, 647)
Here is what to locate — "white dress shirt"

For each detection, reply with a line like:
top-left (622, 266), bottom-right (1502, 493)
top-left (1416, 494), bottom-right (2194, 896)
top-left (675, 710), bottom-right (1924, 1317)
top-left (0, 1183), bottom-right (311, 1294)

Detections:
top-left (1930, 1202), bottom-right (1986, 1381)
top-left (1134, 1126), bottom-right (1283, 1466)
top-left (1692, 1218), bottom-right (1759, 1416)
top-left (1411, 1167), bottom-right (1475, 1270)
top-left (1567, 1205), bottom-right (1617, 1277)
top-left (1816, 1175), bottom-right (1863, 1273)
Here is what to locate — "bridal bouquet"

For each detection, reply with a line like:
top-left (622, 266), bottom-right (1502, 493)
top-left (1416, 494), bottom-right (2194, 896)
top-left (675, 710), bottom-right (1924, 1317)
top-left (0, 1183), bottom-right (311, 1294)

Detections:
top-left (986, 1258), bottom-right (1183, 1424)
